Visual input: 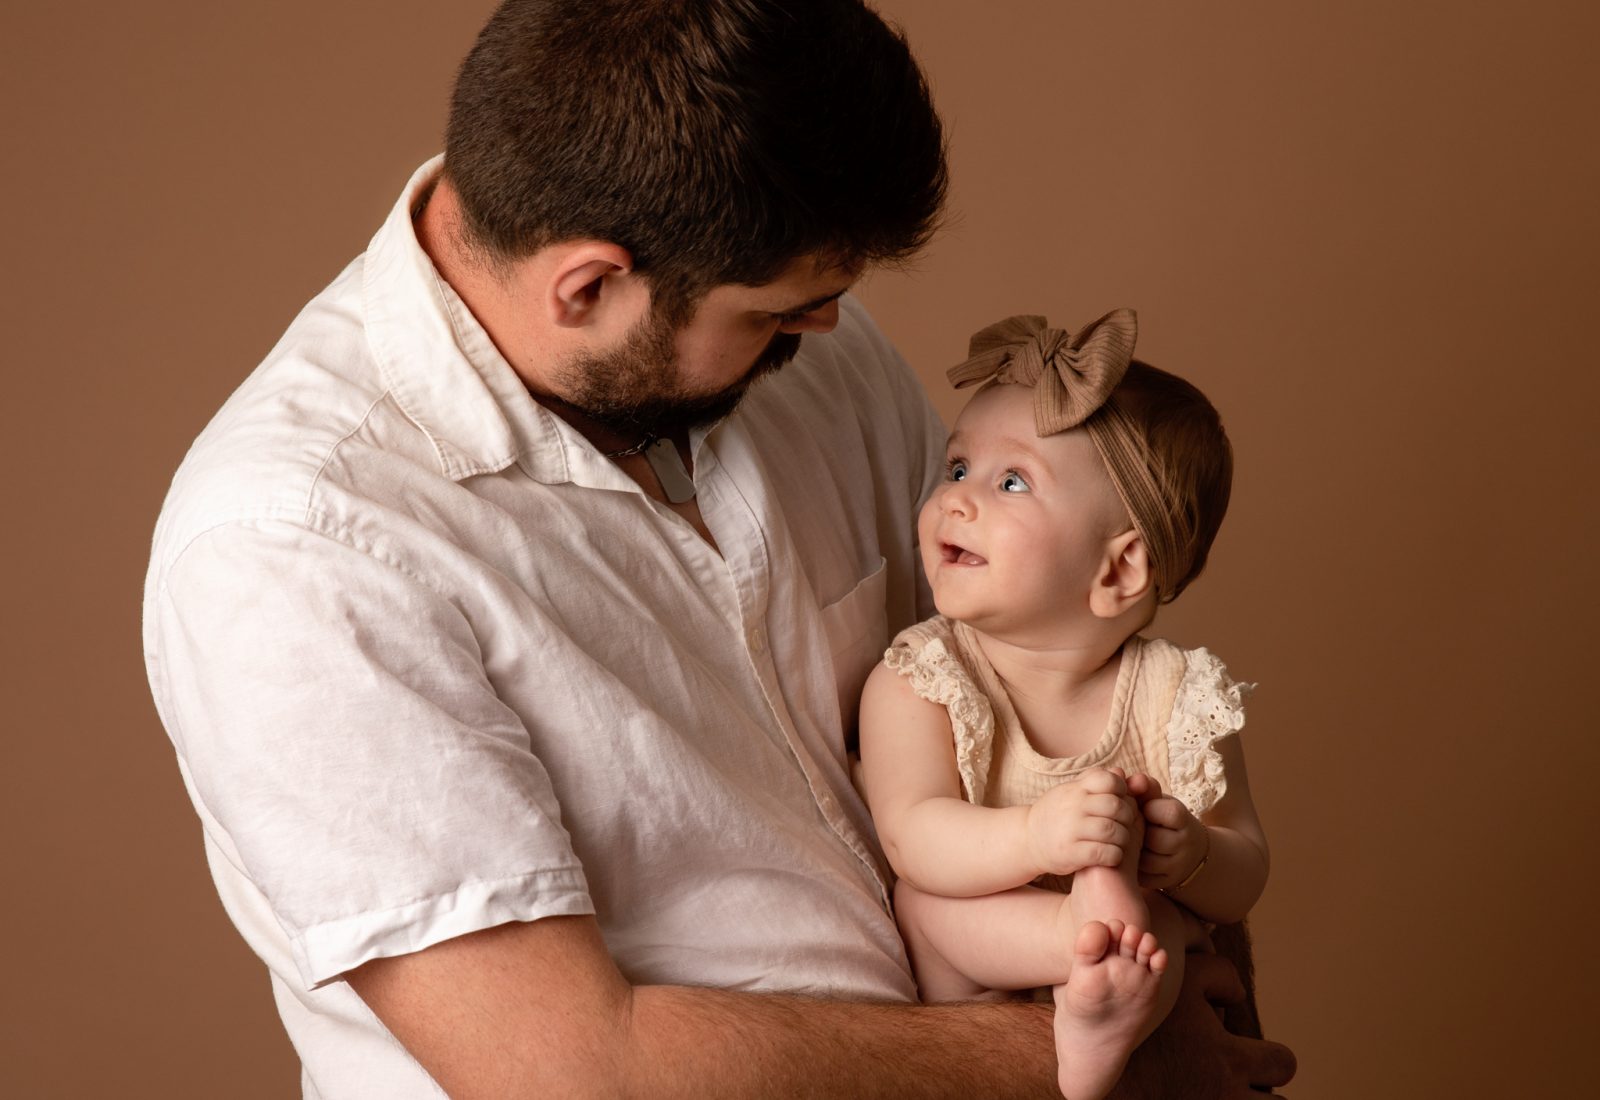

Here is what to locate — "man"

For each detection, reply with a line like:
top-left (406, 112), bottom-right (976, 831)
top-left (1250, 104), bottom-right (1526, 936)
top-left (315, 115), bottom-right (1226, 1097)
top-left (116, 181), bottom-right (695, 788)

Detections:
top-left (143, 1), bottom-right (1295, 1095)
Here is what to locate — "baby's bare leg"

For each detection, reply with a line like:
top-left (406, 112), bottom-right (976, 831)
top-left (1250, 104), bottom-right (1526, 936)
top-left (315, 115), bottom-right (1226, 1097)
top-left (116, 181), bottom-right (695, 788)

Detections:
top-left (895, 879), bottom-right (1082, 997)
top-left (896, 876), bottom-right (1189, 1100)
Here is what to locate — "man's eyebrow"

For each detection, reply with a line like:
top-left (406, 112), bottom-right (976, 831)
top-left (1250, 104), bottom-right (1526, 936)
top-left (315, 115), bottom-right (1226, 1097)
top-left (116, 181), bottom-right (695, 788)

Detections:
top-left (774, 288), bottom-right (848, 315)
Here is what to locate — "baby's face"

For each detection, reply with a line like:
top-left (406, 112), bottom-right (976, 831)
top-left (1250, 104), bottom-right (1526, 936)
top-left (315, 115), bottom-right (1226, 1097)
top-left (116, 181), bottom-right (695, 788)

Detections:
top-left (919, 383), bottom-right (1130, 637)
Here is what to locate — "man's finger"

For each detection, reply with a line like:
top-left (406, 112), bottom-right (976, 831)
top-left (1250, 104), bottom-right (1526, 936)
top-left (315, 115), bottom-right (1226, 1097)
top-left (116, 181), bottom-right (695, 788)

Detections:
top-left (1188, 951), bottom-right (1246, 1006)
top-left (1235, 1037), bottom-right (1297, 1090)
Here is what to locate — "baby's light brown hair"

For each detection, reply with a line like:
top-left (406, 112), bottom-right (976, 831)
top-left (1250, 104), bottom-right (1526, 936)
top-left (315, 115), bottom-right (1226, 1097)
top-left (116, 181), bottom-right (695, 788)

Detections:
top-left (1085, 360), bottom-right (1233, 603)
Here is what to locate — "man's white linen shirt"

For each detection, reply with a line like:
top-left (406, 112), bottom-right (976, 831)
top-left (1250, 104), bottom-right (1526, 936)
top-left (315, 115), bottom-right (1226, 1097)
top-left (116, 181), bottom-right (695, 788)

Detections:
top-left (143, 159), bottom-right (945, 1097)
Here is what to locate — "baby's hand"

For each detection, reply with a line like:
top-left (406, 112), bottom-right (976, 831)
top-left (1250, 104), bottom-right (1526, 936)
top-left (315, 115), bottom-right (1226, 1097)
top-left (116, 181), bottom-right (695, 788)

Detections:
top-left (1023, 767), bottom-right (1139, 877)
top-left (1136, 792), bottom-right (1208, 890)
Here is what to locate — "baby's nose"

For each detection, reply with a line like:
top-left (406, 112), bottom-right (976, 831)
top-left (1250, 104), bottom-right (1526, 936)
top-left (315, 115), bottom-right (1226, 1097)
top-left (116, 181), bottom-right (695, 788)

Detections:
top-left (940, 484), bottom-right (974, 517)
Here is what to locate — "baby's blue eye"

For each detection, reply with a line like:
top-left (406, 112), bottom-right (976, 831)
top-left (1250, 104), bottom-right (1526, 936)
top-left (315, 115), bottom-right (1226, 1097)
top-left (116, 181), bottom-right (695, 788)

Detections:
top-left (999, 471), bottom-right (1031, 493)
top-left (947, 460), bottom-right (968, 482)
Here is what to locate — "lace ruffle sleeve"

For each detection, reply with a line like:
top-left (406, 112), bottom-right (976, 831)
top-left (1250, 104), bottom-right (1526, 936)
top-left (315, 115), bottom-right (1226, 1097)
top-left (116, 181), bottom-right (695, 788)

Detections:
top-left (1165, 647), bottom-right (1253, 817)
top-left (884, 627), bottom-right (996, 805)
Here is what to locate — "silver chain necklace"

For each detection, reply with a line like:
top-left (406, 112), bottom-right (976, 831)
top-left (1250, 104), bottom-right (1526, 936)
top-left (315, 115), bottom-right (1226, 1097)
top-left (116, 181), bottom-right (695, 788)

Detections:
top-left (605, 434), bottom-right (697, 504)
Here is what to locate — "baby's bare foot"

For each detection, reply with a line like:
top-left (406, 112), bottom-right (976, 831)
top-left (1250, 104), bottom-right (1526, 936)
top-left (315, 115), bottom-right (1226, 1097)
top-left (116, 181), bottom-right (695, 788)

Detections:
top-left (1053, 920), bottom-right (1169, 1100)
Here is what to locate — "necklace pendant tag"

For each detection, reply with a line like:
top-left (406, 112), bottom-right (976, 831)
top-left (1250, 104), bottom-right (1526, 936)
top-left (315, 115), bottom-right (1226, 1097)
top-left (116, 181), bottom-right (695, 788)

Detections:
top-left (644, 437), bottom-right (697, 503)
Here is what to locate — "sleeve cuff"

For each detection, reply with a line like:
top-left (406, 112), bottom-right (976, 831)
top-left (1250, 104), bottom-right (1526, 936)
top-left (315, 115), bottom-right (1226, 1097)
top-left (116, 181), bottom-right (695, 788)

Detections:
top-left (296, 866), bottom-right (594, 987)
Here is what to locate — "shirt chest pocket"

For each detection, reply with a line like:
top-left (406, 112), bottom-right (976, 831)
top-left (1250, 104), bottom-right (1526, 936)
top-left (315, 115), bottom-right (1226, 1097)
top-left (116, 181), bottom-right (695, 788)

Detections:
top-left (818, 556), bottom-right (888, 737)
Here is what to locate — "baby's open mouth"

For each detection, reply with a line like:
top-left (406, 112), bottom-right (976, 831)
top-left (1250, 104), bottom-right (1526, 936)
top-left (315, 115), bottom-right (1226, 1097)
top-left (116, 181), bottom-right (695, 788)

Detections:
top-left (940, 542), bottom-right (987, 567)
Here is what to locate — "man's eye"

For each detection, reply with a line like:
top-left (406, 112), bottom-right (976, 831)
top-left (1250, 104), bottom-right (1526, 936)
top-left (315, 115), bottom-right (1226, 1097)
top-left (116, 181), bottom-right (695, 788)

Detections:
top-left (999, 471), bottom-right (1031, 493)
top-left (946, 460), bottom-right (968, 482)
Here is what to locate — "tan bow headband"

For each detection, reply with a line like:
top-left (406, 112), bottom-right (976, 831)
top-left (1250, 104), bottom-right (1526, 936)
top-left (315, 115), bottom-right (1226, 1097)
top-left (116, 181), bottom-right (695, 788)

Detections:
top-left (946, 309), bottom-right (1188, 601)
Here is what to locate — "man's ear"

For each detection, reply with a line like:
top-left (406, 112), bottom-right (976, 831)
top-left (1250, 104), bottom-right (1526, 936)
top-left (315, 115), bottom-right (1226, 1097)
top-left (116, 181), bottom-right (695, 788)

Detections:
top-left (1089, 528), bottom-right (1155, 620)
top-left (546, 242), bottom-right (636, 328)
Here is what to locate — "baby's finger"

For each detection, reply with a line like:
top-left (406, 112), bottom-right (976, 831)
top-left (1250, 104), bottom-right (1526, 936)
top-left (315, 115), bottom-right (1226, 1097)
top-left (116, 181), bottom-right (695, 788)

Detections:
top-left (1146, 840), bottom-right (1194, 871)
top-left (1075, 768), bottom-right (1128, 797)
top-left (1126, 772), bottom-right (1164, 802)
top-left (1142, 797), bottom-right (1187, 828)
top-left (1076, 840), bottom-right (1127, 869)
top-left (1082, 792), bottom-right (1138, 824)
top-left (1100, 836), bottom-right (1132, 866)
top-left (1141, 825), bottom-right (1182, 856)
top-left (1079, 815), bottom-right (1132, 849)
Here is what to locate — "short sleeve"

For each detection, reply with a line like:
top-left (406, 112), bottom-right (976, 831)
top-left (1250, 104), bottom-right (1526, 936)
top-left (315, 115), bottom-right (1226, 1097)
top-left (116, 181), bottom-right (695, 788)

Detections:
top-left (1164, 647), bottom-right (1253, 817)
top-left (883, 620), bottom-right (995, 805)
top-left (147, 519), bottom-right (593, 986)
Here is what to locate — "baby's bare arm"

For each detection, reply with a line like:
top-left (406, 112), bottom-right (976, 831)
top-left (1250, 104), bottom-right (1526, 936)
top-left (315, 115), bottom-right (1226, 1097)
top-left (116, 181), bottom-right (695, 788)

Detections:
top-left (1133, 736), bottom-right (1269, 924)
top-left (859, 663), bottom-right (1139, 897)
top-left (859, 662), bottom-right (1034, 894)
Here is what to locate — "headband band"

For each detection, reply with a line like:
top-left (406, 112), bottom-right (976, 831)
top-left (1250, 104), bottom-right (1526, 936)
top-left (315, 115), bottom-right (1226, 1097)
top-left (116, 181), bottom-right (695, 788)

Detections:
top-left (947, 309), bottom-right (1188, 600)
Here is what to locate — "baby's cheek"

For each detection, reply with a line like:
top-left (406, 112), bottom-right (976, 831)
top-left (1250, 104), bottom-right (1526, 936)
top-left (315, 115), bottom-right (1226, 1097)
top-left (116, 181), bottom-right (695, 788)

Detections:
top-left (914, 506), bottom-right (941, 574)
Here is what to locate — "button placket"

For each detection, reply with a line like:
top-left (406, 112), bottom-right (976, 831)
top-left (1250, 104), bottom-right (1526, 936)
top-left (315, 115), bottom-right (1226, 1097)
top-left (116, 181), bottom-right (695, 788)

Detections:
top-left (704, 432), bottom-right (893, 911)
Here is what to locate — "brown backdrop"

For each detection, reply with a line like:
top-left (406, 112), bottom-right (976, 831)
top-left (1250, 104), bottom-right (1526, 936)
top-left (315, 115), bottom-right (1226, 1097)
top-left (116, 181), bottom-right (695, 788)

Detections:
top-left (6, 2), bottom-right (1596, 1096)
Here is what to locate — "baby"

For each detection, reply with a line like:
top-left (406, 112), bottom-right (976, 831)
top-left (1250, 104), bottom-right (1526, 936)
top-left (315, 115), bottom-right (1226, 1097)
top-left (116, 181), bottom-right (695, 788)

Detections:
top-left (859, 310), bottom-right (1269, 1100)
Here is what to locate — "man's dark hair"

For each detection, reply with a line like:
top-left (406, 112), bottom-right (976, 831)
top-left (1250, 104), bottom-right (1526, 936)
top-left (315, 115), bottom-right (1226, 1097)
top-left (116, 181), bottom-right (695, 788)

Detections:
top-left (444, 0), bottom-right (948, 319)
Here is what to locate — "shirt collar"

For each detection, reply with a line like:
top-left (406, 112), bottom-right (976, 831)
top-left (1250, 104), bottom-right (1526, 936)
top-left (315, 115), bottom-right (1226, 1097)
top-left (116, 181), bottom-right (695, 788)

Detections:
top-left (361, 157), bottom-right (624, 488)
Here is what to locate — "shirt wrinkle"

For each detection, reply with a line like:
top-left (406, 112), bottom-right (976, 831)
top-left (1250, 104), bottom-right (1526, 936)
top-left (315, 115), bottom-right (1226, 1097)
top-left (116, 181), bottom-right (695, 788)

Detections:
top-left (298, 865), bottom-right (590, 931)
top-left (306, 391), bottom-right (392, 523)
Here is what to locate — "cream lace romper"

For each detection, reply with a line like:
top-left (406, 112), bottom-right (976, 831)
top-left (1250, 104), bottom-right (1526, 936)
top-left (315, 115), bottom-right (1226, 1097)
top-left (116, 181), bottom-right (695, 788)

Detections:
top-left (884, 616), bottom-right (1249, 890)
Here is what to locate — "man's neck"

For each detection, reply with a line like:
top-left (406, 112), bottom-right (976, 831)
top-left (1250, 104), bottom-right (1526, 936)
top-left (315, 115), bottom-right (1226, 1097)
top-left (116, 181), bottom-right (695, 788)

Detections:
top-left (414, 178), bottom-right (562, 403)
top-left (413, 177), bottom-right (705, 524)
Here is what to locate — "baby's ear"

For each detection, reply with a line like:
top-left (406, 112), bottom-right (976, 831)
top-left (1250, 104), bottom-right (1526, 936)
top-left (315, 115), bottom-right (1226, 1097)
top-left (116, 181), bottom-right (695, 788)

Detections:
top-left (1089, 528), bottom-right (1154, 620)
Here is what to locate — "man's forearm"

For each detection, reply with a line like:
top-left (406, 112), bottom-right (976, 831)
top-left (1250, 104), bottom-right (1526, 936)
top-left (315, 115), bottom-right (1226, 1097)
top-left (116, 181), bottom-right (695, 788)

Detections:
top-left (622, 985), bottom-right (1058, 1098)
top-left (351, 915), bottom-right (1291, 1099)
top-left (350, 915), bottom-right (1061, 1099)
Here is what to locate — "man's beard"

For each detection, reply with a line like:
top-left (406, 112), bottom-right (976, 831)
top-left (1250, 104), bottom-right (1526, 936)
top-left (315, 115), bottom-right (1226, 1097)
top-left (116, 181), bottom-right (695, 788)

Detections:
top-left (553, 309), bottom-right (803, 438)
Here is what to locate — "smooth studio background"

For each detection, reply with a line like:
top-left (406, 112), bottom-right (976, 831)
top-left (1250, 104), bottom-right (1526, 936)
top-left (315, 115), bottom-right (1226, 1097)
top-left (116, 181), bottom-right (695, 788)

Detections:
top-left (6, 2), bottom-right (1595, 1096)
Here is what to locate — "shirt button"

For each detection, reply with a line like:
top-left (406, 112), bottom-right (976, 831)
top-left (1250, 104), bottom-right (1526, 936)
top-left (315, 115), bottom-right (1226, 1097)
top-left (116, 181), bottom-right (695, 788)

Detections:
top-left (748, 626), bottom-right (767, 653)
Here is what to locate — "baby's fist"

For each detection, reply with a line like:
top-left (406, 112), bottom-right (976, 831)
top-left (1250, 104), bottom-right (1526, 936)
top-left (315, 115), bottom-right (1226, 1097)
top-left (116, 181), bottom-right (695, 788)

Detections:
top-left (1024, 768), bottom-right (1137, 877)
top-left (1137, 795), bottom-right (1207, 890)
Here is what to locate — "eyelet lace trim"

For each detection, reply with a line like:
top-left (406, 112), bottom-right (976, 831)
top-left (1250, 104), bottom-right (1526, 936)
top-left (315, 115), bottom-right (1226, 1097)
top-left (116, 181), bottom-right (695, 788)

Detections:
top-left (885, 636), bottom-right (996, 805)
top-left (1166, 647), bottom-right (1252, 817)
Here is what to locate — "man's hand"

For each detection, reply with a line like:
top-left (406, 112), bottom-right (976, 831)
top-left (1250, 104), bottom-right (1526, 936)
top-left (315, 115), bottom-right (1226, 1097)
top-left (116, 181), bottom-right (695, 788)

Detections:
top-left (1106, 951), bottom-right (1297, 1099)
top-left (1024, 767), bottom-right (1140, 877)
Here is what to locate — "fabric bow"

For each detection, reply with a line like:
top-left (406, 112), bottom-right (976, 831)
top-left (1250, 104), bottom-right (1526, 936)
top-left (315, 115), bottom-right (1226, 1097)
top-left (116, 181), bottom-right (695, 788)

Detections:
top-left (946, 309), bottom-right (1138, 437)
